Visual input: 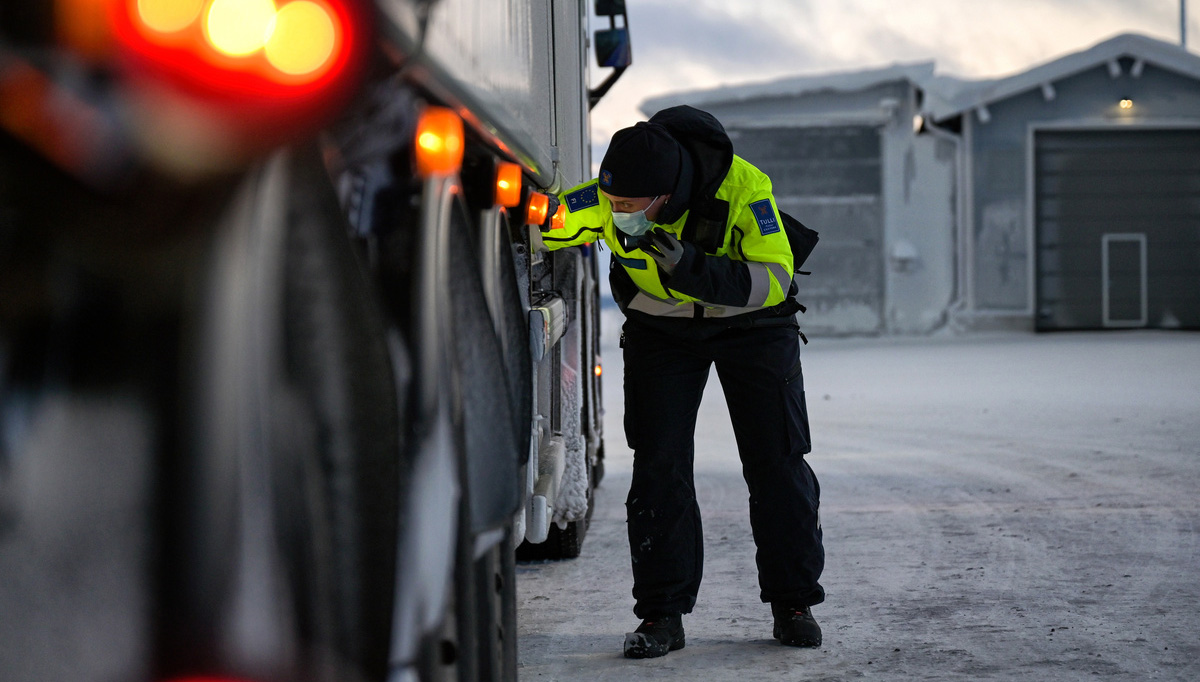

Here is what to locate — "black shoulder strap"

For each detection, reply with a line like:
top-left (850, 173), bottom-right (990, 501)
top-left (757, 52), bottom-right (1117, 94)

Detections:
top-left (778, 210), bottom-right (819, 271)
top-left (681, 198), bottom-right (728, 253)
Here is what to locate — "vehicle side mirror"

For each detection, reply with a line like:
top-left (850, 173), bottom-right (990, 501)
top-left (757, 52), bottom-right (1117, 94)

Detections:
top-left (594, 27), bottom-right (631, 69)
top-left (589, 0), bottom-right (631, 108)
top-left (594, 0), bottom-right (626, 16)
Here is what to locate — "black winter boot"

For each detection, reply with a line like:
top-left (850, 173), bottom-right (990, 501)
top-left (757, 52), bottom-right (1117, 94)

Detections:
top-left (771, 603), bottom-right (822, 648)
top-left (623, 614), bottom-right (685, 658)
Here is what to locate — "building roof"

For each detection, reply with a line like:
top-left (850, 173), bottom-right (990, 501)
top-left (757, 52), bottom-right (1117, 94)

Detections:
top-left (639, 33), bottom-right (1200, 124)
top-left (639, 61), bottom-right (937, 116)
top-left (924, 33), bottom-right (1200, 121)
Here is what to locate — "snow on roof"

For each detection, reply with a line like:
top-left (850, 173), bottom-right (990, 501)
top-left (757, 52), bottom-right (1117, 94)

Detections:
top-left (924, 33), bottom-right (1200, 121)
top-left (639, 61), bottom-right (937, 116)
top-left (639, 33), bottom-right (1200, 124)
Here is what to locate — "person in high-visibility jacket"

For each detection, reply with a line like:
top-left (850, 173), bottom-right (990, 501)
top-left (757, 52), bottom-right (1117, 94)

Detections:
top-left (535, 106), bottom-right (824, 658)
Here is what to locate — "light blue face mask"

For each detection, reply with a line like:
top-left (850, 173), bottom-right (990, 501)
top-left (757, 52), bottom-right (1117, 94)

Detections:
top-left (611, 195), bottom-right (661, 236)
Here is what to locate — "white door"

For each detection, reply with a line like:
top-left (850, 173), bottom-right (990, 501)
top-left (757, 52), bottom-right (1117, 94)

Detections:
top-left (1102, 233), bottom-right (1147, 328)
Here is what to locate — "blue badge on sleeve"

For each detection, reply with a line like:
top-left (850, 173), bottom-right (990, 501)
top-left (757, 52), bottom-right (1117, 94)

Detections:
top-left (565, 185), bottom-right (600, 213)
top-left (750, 199), bottom-right (780, 236)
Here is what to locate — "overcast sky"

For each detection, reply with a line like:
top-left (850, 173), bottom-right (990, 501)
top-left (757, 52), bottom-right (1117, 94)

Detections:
top-left (586, 0), bottom-right (1199, 160)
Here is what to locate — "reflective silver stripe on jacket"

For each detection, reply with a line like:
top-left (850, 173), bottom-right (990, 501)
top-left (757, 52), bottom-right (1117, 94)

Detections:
top-left (626, 294), bottom-right (771, 319)
top-left (627, 259), bottom-right (793, 319)
top-left (627, 292), bottom-right (694, 318)
top-left (745, 261), bottom-right (792, 308)
top-left (702, 303), bottom-right (763, 318)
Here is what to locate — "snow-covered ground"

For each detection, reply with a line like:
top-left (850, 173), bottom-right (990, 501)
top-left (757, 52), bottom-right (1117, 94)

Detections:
top-left (517, 325), bottom-right (1200, 680)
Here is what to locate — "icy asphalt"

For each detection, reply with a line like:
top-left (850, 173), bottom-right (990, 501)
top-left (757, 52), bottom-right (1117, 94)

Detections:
top-left (517, 324), bottom-right (1200, 681)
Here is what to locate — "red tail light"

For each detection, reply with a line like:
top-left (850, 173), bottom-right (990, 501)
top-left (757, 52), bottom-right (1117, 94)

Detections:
top-left (118, 0), bottom-right (357, 96)
top-left (91, 0), bottom-right (367, 170)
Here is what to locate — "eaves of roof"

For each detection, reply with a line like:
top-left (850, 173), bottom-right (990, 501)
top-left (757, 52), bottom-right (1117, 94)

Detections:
top-left (639, 61), bottom-right (936, 116)
top-left (922, 33), bottom-right (1200, 121)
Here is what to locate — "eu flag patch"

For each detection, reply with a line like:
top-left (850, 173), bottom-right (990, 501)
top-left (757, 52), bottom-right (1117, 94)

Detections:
top-left (565, 185), bottom-right (600, 213)
top-left (750, 199), bottom-right (780, 236)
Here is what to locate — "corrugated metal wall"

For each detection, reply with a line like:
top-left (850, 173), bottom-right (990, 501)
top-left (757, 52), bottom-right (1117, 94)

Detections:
top-left (731, 125), bottom-right (884, 334)
top-left (1035, 129), bottom-right (1200, 330)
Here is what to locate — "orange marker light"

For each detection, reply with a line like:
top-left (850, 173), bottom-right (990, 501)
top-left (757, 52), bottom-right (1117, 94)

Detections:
top-left (415, 106), bottom-right (464, 177)
top-left (594, 363), bottom-right (603, 378)
top-left (525, 192), bottom-right (549, 226)
top-left (494, 161), bottom-right (521, 207)
top-left (551, 203), bottom-right (566, 230)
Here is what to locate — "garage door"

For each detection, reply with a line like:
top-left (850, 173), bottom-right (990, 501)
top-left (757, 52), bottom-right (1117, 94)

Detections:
top-left (1035, 129), bottom-right (1200, 330)
top-left (730, 125), bottom-right (883, 334)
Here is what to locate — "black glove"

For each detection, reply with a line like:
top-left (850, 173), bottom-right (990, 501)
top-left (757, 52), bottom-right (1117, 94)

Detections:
top-left (636, 229), bottom-right (687, 274)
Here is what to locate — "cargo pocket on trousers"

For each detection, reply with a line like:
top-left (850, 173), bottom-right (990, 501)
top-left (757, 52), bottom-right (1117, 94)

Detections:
top-left (783, 357), bottom-right (812, 456)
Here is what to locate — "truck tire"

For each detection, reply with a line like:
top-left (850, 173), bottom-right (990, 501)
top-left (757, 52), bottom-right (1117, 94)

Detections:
top-left (160, 144), bottom-right (399, 680)
top-left (543, 516), bottom-right (588, 560)
top-left (416, 520), bottom-right (518, 682)
top-left (515, 460), bottom-right (594, 561)
top-left (406, 179), bottom-right (523, 682)
top-left (444, 513), bottom-right (519, 682)
top-left (447, 200), bottom-right (521, 681)
top-left (278, 142), bottom-right (401, 679)
top-left (471, 528), bottom-right (519, 682)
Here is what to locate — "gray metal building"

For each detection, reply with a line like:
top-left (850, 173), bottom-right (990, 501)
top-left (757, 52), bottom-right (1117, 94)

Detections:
top-left (642, 34), bottom-right (1200, 334)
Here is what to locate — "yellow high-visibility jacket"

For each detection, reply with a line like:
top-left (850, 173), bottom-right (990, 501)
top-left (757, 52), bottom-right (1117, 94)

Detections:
top-left (536, 154), bottom-right (793, 322)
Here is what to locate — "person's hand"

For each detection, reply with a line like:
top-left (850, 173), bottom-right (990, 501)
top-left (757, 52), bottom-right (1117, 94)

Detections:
top-left (636, 229), bottom-right (687, 274)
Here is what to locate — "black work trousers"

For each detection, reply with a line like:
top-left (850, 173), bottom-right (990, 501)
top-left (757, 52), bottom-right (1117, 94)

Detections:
top-left (622, 319), bottom-right (824, 618)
